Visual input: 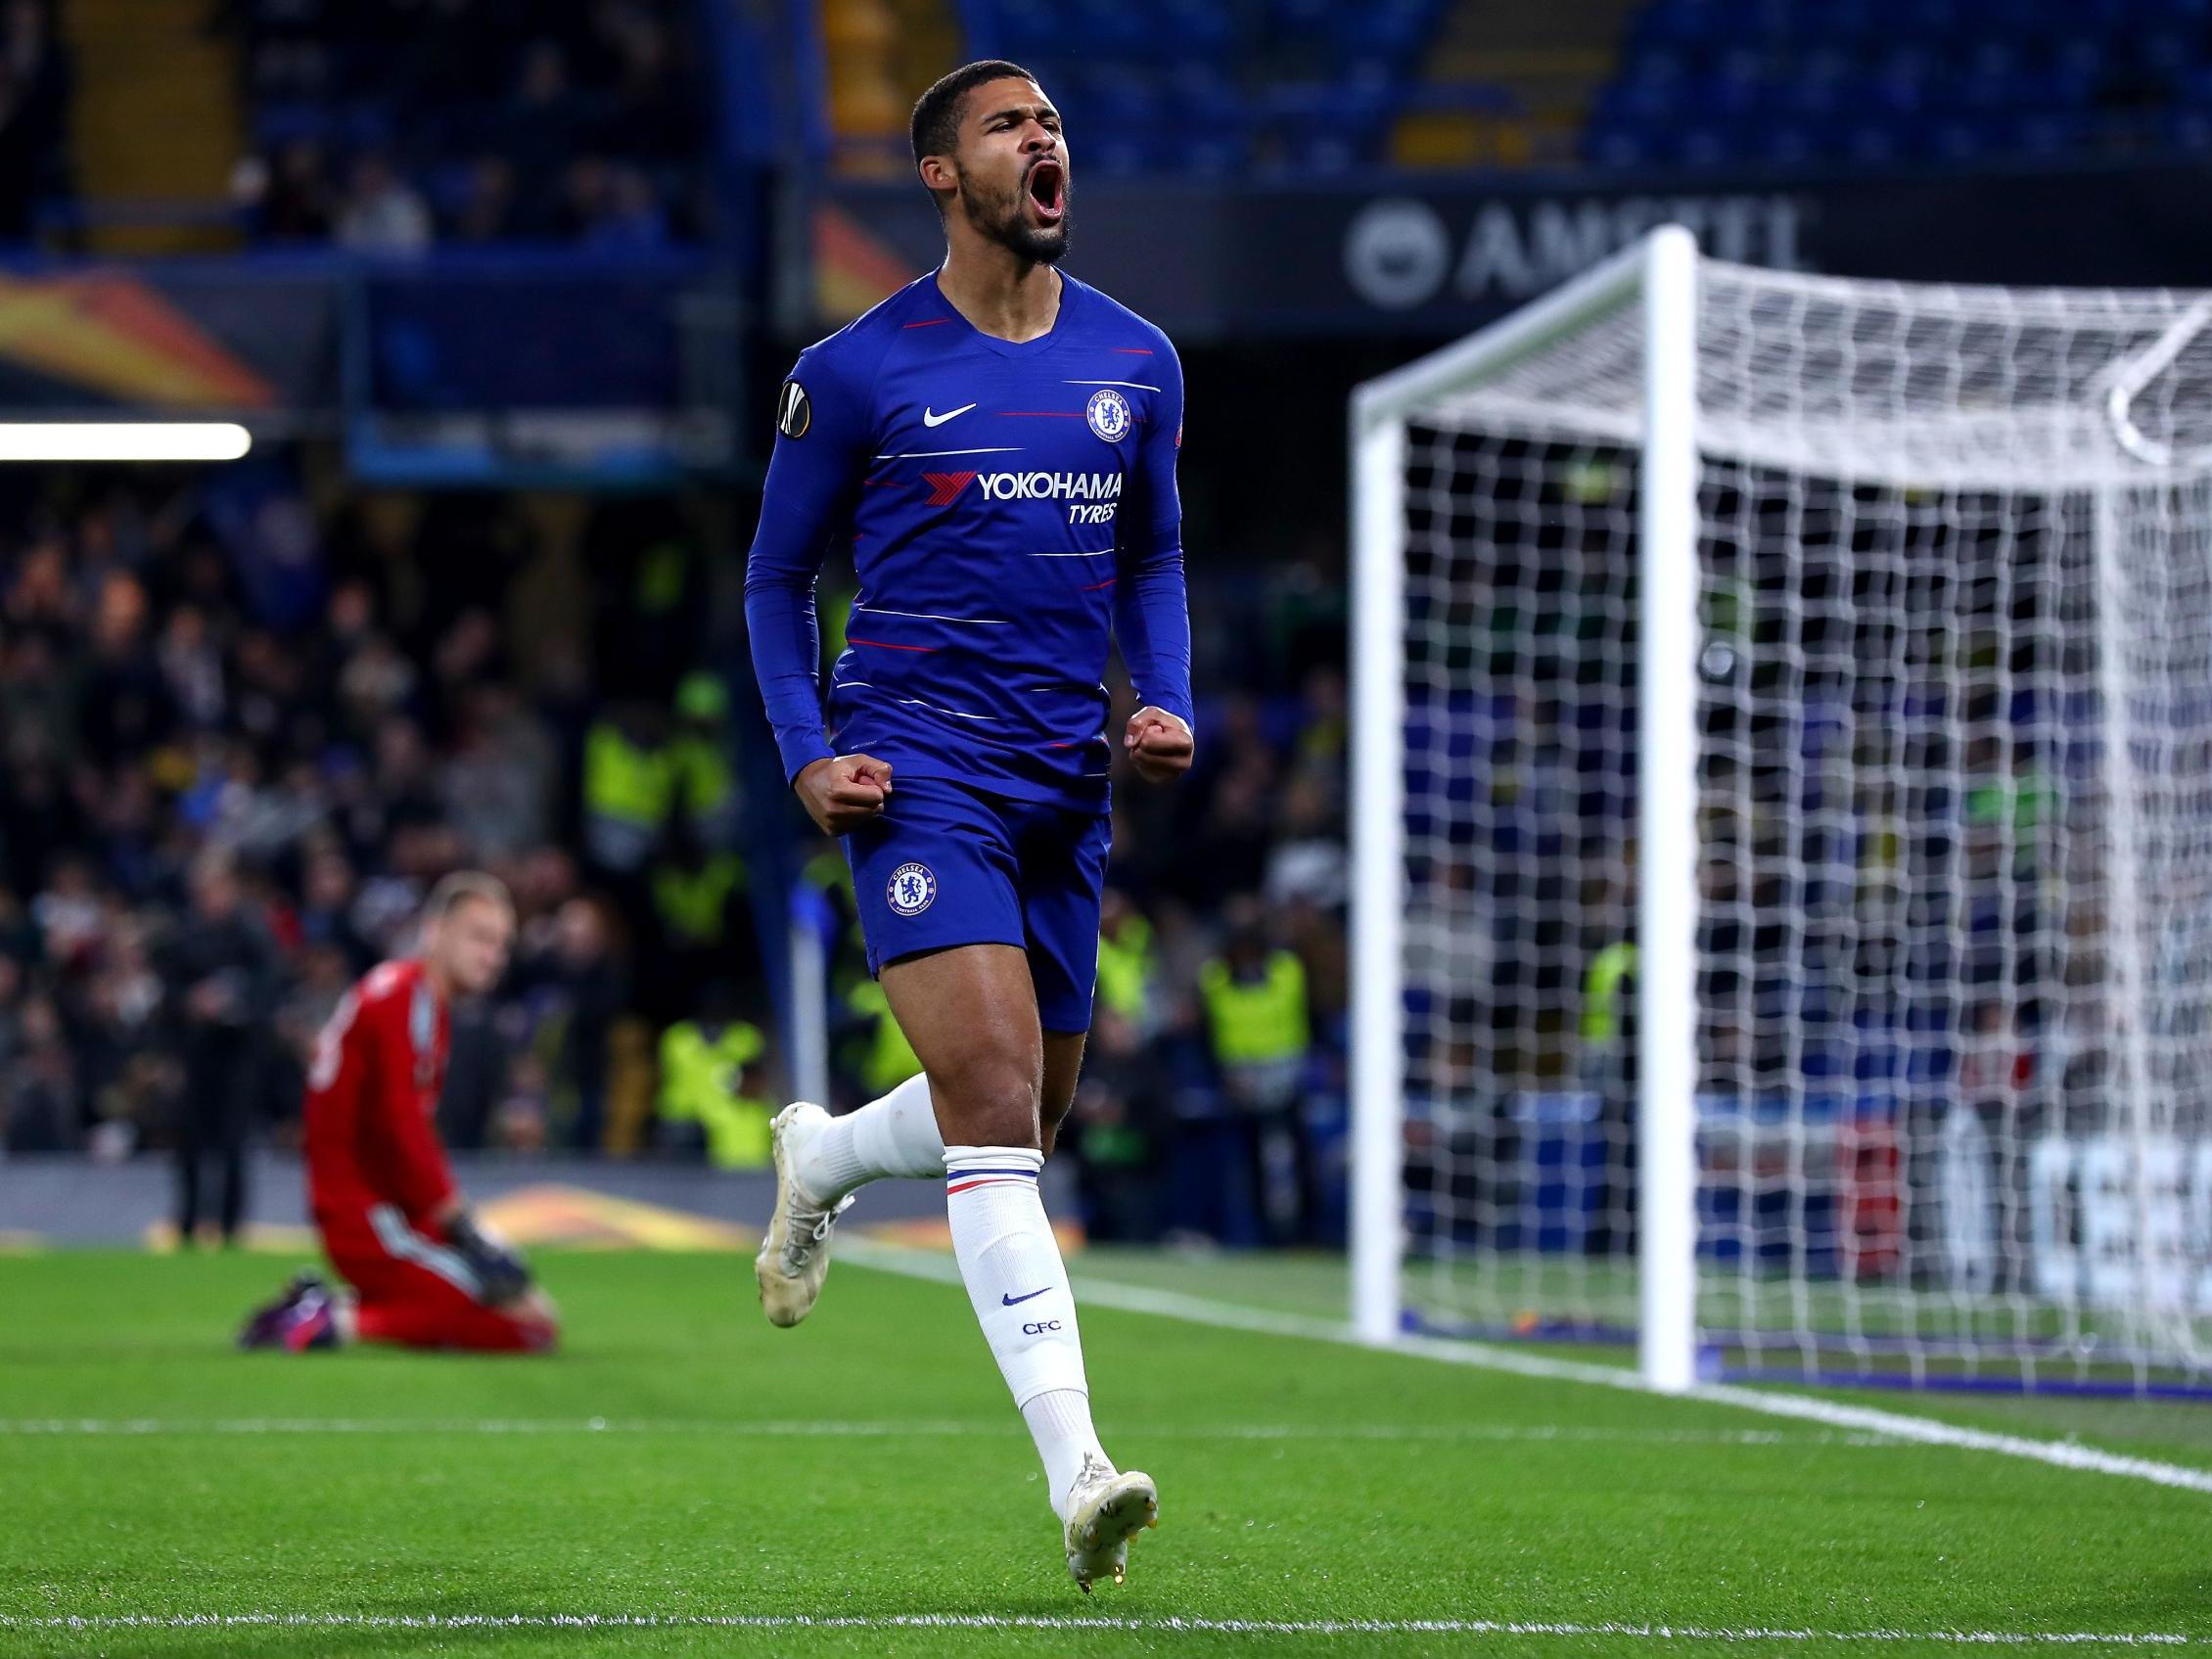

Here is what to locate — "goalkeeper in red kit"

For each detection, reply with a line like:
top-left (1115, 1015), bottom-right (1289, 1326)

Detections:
top-left (239, 873), bottom-right (559, 1354)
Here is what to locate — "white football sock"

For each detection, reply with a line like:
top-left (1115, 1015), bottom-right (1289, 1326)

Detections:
top-left (945, 1144), bottom-right (1104, 1519)
top-left (794, 1073), bottom-right (944, 1205)
top-left (1021, 1388), bottom-right (1107, 1521)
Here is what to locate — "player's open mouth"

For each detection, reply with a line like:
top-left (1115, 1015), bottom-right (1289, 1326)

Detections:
top-left (1025, 159), bottom-right (1065, 225)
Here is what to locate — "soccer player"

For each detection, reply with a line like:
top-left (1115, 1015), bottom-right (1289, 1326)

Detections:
top-left (743, 60), bottom-right (1194, 1591)
top-left (238, 873), bottom-right (558, 1355)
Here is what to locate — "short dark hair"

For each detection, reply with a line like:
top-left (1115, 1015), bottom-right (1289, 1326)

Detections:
top-left (424, 870), bottom-right (513, 923)
top-left (910, 59), bottom-right (1038, 170)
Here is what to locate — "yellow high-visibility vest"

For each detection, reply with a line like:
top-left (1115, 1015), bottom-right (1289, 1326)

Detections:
top-left (584, 721), bottom-right (673, 827)
top-left (1094, 914), bottom-right (1154, 1022)
top-left (669, 734), bottom-right (736, 837)
top-left (1199, 950), bottom-right (1309, 1067)
top-left (658, 1019), bottom-right (771, 1169)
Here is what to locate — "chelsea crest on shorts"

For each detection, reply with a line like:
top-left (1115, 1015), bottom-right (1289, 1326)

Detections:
top-left (888, 861), bottom-right (937, 916)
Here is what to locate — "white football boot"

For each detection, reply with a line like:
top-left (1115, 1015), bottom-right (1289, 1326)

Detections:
top-left (755, 1103), bottom-right (853, 1328)
top-left (1062, 1453), bottom-right (1159, 1592)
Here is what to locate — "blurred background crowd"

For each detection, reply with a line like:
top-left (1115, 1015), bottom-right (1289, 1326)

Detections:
top-left (223, 0), bottom-right (709, 251)
top-left (0, 460), bottom-right (1354, 1250)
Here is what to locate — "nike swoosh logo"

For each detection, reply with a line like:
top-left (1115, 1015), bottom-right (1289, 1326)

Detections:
top-left (923, 402), bottom-right (977, 428)
top-left (1001, 1287), bottom-right (1049, 1306)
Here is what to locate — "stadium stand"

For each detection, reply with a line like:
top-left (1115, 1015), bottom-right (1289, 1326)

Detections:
top-left (28, 0), bottom-right (2212, 236)
top-left (953, 0), bottom-right (1470, 176)
top-left (1589, 0), bottom-right (2212, 170)
top-left (219, 0), bottom-right (710, 246)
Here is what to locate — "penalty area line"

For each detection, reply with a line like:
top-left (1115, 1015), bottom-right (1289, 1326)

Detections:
top-left (1, 1614), bottom-right (2203, 1644)
top-left (837, 1238), bottom-right (2212, 1498)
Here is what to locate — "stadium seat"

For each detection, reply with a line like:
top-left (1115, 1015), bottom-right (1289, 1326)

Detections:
top-left (1593, 0), bottom-right (2212, 174)
top-left (960, 0), bottom-right (1453, 178)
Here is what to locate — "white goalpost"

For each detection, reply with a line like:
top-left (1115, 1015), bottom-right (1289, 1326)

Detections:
top-left (1351, 226), bottom-right (2212, 1395)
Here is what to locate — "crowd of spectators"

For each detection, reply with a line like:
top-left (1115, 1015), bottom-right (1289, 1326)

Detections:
top-left (1066, 670), bottom-right (1352, 1247)
top-left (0, 467), bottom-right (735, 1212)
top-left (223, 0), bottom-right (706, 251)
top-left (0, 461), bottom-right (1356, 1253)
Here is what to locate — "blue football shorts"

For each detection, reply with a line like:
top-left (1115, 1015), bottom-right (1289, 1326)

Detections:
top-left (844, 773), bottom-right (1111, 1035)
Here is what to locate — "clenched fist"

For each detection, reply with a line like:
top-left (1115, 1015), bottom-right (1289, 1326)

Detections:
top-left (1124, 708), bottom-right (1194, 785)
top-left (796, 754), bottom-right (894, 835)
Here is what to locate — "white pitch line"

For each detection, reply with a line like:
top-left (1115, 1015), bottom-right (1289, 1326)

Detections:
top-left (837, 1238), bottom-right (2212, 1498)
top-left (0, 1417), bottom-right (989, 1438)
top-left (0, 1417), bottom-right (1902, 1448)
top-left (1, 1613), bottom-right (2202, 1644)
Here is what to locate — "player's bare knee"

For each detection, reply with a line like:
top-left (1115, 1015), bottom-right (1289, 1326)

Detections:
top-left (963, 1081), bottom-right (1040, 1149)
top-left (929, 1055), bottom-right (1041, 1149)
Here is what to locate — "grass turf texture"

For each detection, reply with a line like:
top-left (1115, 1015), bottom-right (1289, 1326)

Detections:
top-left (1, 1250), bottom-right (2207, 1657)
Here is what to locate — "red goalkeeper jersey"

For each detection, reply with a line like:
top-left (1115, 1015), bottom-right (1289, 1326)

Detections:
top-left (302, 957), bottom-right (455, 1234)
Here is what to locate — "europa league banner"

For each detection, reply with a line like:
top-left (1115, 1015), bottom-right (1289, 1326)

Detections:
top-left (0, 262), bottom-right (332, 417)
top-left (0, 252), bottom-right (718, 426)
top-left (793, 161), bottom-right (2212, 343)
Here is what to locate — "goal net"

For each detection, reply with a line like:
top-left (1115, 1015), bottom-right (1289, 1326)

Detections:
top-left (1350, 228), bottom-right (2212, 1395)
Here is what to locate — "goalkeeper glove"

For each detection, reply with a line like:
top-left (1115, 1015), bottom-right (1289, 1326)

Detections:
top-left (446, 1210), bottom-right (531, 1305)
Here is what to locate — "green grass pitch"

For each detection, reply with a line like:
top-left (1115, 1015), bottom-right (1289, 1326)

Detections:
top-left (2, 1248), bottom-right (2208, 1657)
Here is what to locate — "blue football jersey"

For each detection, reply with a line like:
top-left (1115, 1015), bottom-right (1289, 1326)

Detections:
top-left (744, 271), bottom-right (1192, 810)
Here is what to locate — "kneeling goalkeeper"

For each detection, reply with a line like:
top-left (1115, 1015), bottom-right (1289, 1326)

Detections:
top-left (240, 872), bottom-right (558, 1354)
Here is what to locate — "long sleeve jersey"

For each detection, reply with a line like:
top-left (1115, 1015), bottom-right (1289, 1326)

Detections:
top-left (744, 270), bottom-right (1193, 811)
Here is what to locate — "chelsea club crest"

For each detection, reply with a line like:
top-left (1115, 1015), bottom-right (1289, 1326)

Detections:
top-left (1085, 388), bottom-right (1132, 443)
top-left (888, 861), bottom-right (937, 917)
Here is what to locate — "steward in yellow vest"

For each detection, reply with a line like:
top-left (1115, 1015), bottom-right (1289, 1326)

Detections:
top-left (658, 1007), bottom-right (772, 1170)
